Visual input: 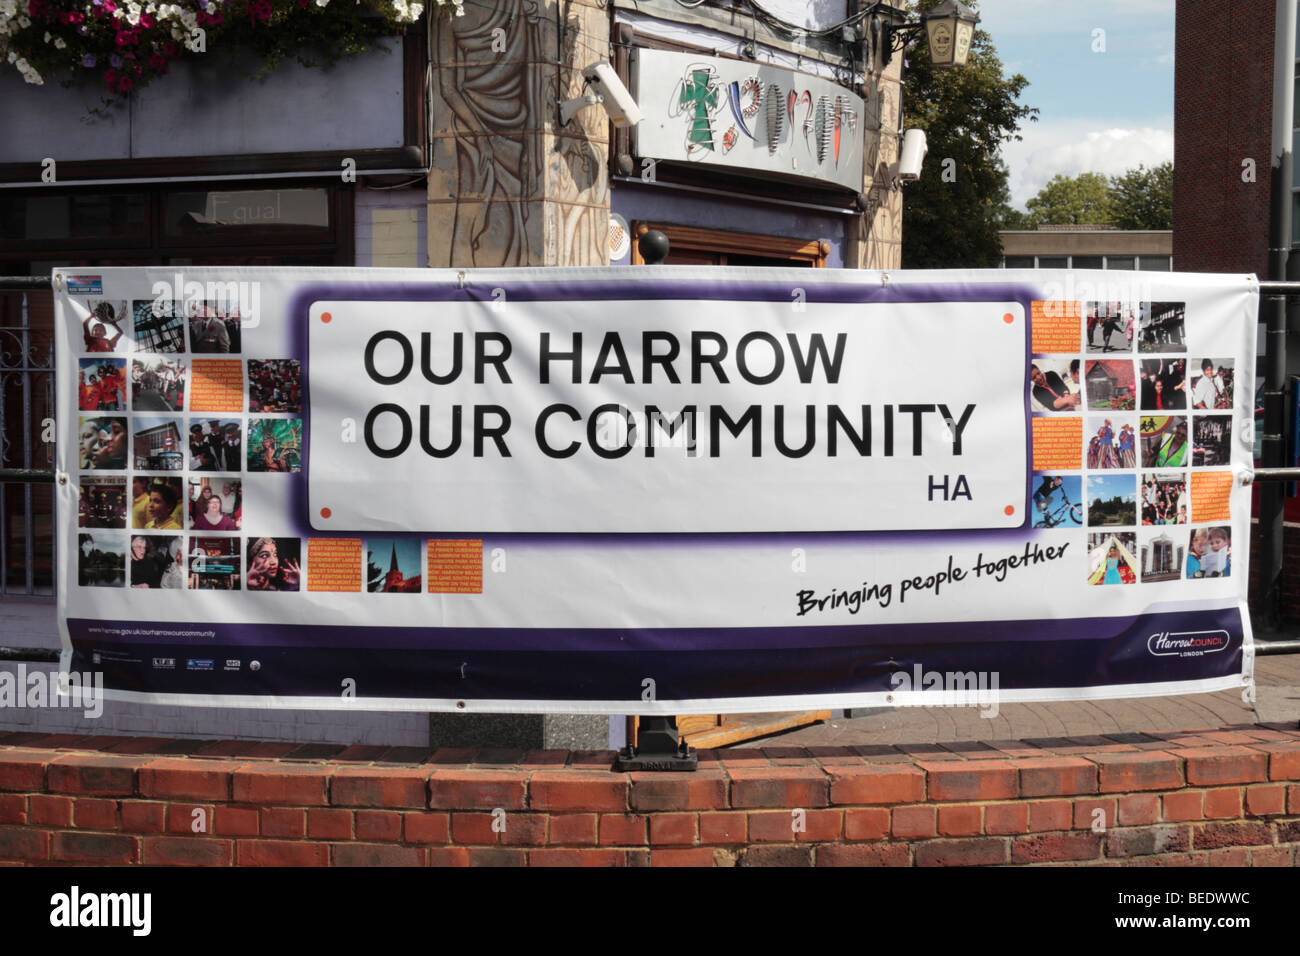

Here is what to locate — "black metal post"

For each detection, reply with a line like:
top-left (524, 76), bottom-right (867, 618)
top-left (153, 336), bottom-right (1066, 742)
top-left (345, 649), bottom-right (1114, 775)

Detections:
top-left (1261, 1), bottom-right (1296, 631)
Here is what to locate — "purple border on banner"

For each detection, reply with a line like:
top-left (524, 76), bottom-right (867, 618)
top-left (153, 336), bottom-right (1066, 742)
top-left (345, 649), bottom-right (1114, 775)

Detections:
top-left (69, 603), bottom-right (1238, 651)
top-left (66, 604), bottom-right (1244, 699)
top-left (283, 278), bottom-right (1040, 542)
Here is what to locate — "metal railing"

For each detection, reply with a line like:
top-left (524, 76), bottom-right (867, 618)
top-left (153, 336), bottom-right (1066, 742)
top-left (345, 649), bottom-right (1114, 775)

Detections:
top-left (0, 278), bottom-right (55, 596)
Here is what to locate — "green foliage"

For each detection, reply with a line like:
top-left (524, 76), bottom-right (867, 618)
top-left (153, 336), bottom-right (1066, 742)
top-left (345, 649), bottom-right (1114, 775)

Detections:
top-left (900, 0), bottom-right (1038, 268)
top-left (1024, 172), bottom-right (1114, 226)
top-left (1108, 162), bottom-right (1173, 230)
top-left (1018, 162), bottom-right (1173, 229)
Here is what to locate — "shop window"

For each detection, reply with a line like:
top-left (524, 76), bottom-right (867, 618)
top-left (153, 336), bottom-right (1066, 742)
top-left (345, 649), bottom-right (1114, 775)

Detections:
top-left (165, 188), bottom-right (331, 242)
top-left (0, 192), bottom-right (148, 246)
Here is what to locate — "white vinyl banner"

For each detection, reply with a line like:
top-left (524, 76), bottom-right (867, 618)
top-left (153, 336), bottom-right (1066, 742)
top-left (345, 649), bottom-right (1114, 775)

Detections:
top-left (308, 299), bottom-right (1026, 532)
top-left (52, 266), bottom-right (1258, 715)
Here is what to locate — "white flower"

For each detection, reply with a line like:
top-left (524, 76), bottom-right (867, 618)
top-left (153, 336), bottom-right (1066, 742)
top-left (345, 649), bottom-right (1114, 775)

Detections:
top-left (315, 0), bottom-right (329, 7)
top-left (6, 50), bottom-right (16, 63)
top-left (17, 13), bottom-right (29, 26)
top-left (43, 29), bottom-right (49, 41)
top-left (53, 36), bottom-right (64, 48)
top-left (14, 55), bottom-right (26, 69)
top-left (409, 2), bottom-right (423, 18)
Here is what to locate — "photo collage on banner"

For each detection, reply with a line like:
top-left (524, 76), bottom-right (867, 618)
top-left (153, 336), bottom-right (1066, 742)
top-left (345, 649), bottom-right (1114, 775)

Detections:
top-left (74, 294), bottom-right (304, 593)
top-left (1029, 298), bottom-right (1234, 587)
top-left (75, 295), bottom-right (465, 600)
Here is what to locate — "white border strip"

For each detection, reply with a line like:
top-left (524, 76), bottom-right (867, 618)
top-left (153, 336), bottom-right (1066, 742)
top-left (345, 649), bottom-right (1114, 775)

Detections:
top-left (74, 674), bottom-right (1249, 716)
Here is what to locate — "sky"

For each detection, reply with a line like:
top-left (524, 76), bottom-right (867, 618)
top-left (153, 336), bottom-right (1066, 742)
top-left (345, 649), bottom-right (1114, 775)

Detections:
top-left (974, 0), bottom-right (1175, 210)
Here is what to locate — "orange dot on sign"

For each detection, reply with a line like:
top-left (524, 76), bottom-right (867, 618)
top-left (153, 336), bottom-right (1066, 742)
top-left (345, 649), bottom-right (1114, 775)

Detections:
top-left (321, 507), bottom-right (332, 519)
top-left (321, 312), bottom-right (332, 323)
top-left (1002, 313), bottom-right (1015, 324)
top-left (1004, 505), bottom-right (1015, 515)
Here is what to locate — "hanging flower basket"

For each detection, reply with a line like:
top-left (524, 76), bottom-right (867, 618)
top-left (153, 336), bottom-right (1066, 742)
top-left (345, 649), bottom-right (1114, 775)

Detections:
top-left (0, 0), bottom-right (463, 98)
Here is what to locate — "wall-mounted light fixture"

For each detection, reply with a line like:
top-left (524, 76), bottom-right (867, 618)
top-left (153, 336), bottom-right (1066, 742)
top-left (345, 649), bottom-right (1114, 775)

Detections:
top-left (878, 0), bottom-right (980, 70)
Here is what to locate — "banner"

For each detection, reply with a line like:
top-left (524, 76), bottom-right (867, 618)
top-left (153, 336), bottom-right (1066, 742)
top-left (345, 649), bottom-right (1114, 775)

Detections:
top-left (55, 267), bottom-right (1258, 713)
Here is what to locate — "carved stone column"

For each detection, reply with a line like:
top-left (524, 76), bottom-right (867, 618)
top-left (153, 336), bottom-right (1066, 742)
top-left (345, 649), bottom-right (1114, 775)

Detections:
top-left (428, 0), bottom-right (612, 268)
top-left (845, 46), bottom-right (904, 270)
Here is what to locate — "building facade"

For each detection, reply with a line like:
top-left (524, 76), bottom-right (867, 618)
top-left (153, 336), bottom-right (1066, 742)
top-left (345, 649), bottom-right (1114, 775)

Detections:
top-left (1173, 0), bottom-right (1278, 277)
top-left (1000, 226), bottom-right (1172, 272)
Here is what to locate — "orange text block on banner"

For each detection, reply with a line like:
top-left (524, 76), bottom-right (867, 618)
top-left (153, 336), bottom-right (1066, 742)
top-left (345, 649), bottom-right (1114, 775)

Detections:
top-left (1031, 301), bottom-right (1082, 354)
top-left (307, 538), bottom-right (362, 592)
top-left (428, 539), bottom-right (483, 594)
top-left (1190, 471), bottom-right (1233, 523)
top-left (190, 359), bottom-right (244, 413)
top-left (1032, 417), bottom-right (1083, 470)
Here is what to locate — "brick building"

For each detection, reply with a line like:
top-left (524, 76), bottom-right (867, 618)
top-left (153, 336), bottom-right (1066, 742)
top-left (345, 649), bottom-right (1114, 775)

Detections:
top-left (1174, 1), bottom-right (1300, 620)
top-left (1173, 0), bottom-right (1280, 276)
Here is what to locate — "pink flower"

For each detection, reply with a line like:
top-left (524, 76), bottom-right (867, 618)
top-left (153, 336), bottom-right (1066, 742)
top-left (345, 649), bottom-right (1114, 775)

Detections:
top-left (118, 75), bottom-right (134, 92)
top-left (103, 67), bottom-right (119, 88)
top-left (139, 12), bottom-right (154, 27)
top-left (162, 40), bottom-right (178, 56)
top-left (149, 52), bottom-right (166, 69)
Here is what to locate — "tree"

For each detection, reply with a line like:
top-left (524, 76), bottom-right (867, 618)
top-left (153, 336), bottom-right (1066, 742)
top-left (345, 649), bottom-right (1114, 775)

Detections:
top-left (1108, 162), bottom-right (1173, 229)
top-left (901, 0), bottom-right (1038, 267)
top-left (1023, 172), bottom-right (1115, 227)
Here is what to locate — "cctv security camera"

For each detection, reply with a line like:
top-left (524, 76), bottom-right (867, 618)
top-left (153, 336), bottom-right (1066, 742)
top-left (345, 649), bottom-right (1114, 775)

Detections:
top-left (897, 128), bottom-right (928, 181)
top-left (560, 62), bottom-right (644, 129)
top-left (583, 63), bottom-right (643, 128)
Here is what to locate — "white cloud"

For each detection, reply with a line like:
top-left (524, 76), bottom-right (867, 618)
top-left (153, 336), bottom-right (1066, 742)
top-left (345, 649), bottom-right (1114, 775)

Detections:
top-left (1001, 119), bottom-right (1174, 208)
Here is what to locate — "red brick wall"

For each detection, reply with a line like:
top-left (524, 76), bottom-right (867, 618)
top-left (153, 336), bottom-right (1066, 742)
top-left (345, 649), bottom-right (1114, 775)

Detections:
top-left (1247, 520), bottom-right (1300, 619)
top-left (2, 729), bottom-right (1298, 866)
top-left (1174, 0), bottom-right (1275, 276)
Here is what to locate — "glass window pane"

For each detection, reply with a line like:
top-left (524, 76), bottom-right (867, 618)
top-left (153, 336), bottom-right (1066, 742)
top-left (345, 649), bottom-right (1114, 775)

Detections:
top-left (1107, 256), bottom-right (1135, 270)
top-left (164, 188), bottom-right (330, 240)
top-left (1002, 256), bottom-right (1034, 268)
top-left (0, 193), bottom-right (148, 243)
top-left (1139, 256), bottom-right (1172, 271)
top-left (1293, 191), bottom-right (1300, 245)
top-left (1071, 256), bottom-right (1104, 269)
top-left (1037, 256), bottom-right (1068, 269)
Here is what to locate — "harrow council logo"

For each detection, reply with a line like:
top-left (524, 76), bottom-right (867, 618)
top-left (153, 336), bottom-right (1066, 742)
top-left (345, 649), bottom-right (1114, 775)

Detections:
top-left (1146, 630), bottom-right (1230, 658)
